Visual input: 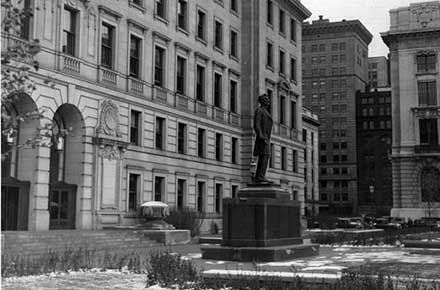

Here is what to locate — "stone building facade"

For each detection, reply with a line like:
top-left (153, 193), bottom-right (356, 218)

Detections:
top-left (1, 0), bottom-right (313, 231)
top-left (368, 56), bottom-right (390, 90)
top-left (382, 1), bottom-right (440, 219)
top-left (356, 89), bottom-right (393, 216)
top-left (302, 108), bottom-right (320, 215)
top-left (302, 17), bottom-right (372, 215)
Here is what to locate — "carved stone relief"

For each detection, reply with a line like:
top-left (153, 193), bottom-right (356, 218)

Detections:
top-left (96, 100), bottom-right (121, 137)
top-left (98, 145), bottom-right (121, 161)
top-left (411, 2), bottom-right (440, 28)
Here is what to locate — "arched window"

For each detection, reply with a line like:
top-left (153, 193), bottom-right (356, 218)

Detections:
top-left (420, 167), bottom-right (440, 202)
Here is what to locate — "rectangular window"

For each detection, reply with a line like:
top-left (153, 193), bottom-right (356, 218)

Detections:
top-left (290, 18), bottom-right (296, 42)
top-left (101, 22), bottom-right (114, 68)
top-left (279, 9), bottom-right (285, 34)
top-left (269, 143), bottom-right (275, 168)
top-left (214, 73), bottom-right (222, 107)
top-left (196, 65), bottom-right (205, 101)
top-left (129, 35), bottom-right (141, 78)
top-left (230, 30), bottom-right (238, 58)
top-left (267, 88), bottom-right (273, 116)
top-left (215, 183), bottom-right (223, 214)
top-left (331, 43), bottom-right (338, 51)
top-left (290, 58), bottom-right (297, 81)
top-left (230, 0), bottom-right (238, 13)
top-left (303, 129), bottom-right (307, 142)
top-left (176, 56), bottom-right (186, 94)
top-left (197, 181), bottom-right (205, 213)
top-left (197, 10), bottom-right (206, 40)
top-left (291, 101), bottom-right (296, 129)
top-left (197, 128), bottom-right (206, 158)
top-left (154, 46), bottom-right (165, 87)
top-left (267, 42), bottom-right (273, 68)
top-left (292, 150), bottom-right (297, 172)
top-left (177, 179), bottom-right (186, 209)
top-left (214, 20), bottom-right (223, 50)
top-left (230, 79), bottom-right (238, 113)
top-left (418, 81), bottom-right (437, 106)
top-left (20, 0), bottom-right (31, 40)
top-left (155, 0), bottom-right (166, 19)
top-left (128, 174), bottom-right (139, 210)
top-left (154, 176), bottom-right (164, 201)
top-left (177, 122), bottom-right (187, 154)
top-left (279, 95), bottom-right (286, 124)
top-left (231, 185), bottom-right (238, 198)
top-left (417, 54), bottom-right (436, 72)
top-left (177, 0), bottom-right (187, 30)
top-left (215, 133), bottom-right (223, 161)
top-left (420, 119), bottom-right (439, 145)
top-left (155, 117), bottom-right (165, 150)
top-left (130, 110), bottom-right (141, 145)
top-left (267, 0), bottom-right (273, 25)
top-left (281, 146), bottom-right (286, 170)
top-left (231, 137), bottom-right (238, 164)
top-left (63, 7), bottom-right (77, 56)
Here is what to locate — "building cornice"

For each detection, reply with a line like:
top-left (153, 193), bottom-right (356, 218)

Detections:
top-left (303, 20), bottom-right (373, 45)
top-left (381, 28), bottom-right (440, 47)
top-left (282, 0), bottom-right (312, 20)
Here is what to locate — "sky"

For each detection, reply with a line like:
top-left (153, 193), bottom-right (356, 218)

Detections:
top-left (300, 0), bottom-right (435, 57)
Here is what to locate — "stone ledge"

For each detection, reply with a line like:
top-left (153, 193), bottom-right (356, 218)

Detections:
top-left (201, 243), bottom-right (320, 262)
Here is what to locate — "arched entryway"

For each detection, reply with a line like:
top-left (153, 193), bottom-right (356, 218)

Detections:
top-left (1, 93), bottom-right (38, 231)
top-left (48, 104), bottom-right (85, 229)
top-left (420, 167), bottom-right (440, 203)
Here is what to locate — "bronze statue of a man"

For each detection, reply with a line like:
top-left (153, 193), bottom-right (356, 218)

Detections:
top-left (253, 94), bottom-right (273, 183)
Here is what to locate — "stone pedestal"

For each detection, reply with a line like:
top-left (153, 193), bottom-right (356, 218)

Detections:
top-left (201, 184), bottom-right (319, 262)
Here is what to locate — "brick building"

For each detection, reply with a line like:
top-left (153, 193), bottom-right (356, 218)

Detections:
top-left (302, 16), bottom-right (372, 215)
top-left (356, 89), bottom-right (393, 216)
top-left (382, 1), bottom-right (440, 219)
top-left (368, 56), bottom-right (390, 90)
top-left (1, 0), bottom-right (314, 231)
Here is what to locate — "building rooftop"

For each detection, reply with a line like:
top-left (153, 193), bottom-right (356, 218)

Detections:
top-left (303, 16), bottom-right (373, 45)
top-left (381, 1), bottom-right (440, 45)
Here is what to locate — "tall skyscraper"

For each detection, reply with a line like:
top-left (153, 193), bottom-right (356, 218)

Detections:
top-left (302, 16), bottom-right (372, 215)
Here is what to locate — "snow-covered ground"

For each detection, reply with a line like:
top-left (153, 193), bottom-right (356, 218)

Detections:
top-left (3, 246), bottom-right (440, 290)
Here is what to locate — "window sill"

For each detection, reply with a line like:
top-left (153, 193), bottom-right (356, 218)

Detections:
top-left (154, 14), bottom-right (169, 25)
top-left (213, 46), bottom-right (224, 55)
top-left (230, 9), bottom-right (239, 17)
top-left (176, 26), bottom-right (189, 36)
top-left (229, 54), bottom-right (239, 62)
top-left (196, 36), bottom-right (207, 46)
top-left (214, 0), bottom-right (224, 7)
top-left (128, 1), bottom-right (146, 13)
top-left (415, 71), bottom-right (438, 76)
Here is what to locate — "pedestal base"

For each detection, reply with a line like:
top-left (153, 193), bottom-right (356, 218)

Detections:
top-left (201, 243), bottom-right (320, 262)
top-left (201, 184), bottom-right (320, 262)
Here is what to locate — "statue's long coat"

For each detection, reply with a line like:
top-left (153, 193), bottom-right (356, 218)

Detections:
top-left (253, 106), bottom-right (273, 156)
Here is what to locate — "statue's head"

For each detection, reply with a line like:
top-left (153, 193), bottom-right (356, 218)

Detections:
top-left (258, 94), bottom-right (271, 108)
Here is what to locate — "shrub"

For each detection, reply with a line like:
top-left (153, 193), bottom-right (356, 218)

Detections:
top-left (1, 247), bottom-right (149, 277)
top-left (146, 251), bottom-right (198, 288)
top-left (165, 207), bottom-right (203, 237)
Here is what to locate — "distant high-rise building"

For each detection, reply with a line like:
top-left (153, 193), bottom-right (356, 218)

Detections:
top-left (368, 56), bottom-right (390, 90)
top-left (356, 89), bottom-right (393, 216)
top-left (302, 16), bottom-right (372, 215)
top-left (382, 1), bottom-right (440, 219)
